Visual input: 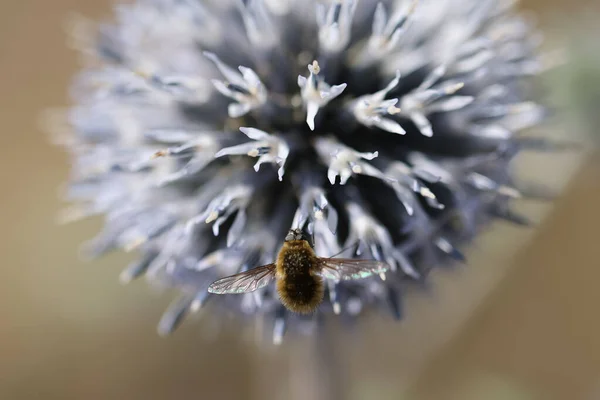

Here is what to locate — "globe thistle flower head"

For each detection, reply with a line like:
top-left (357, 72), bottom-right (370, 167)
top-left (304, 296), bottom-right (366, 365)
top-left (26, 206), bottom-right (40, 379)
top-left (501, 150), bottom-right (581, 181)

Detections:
top-left (58, 0), bottom-right (553, 344)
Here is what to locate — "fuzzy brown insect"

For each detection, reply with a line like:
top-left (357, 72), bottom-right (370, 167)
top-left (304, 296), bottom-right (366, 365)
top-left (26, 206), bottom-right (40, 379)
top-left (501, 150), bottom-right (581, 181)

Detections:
top-left (208, 229), bottom-right (389, 314)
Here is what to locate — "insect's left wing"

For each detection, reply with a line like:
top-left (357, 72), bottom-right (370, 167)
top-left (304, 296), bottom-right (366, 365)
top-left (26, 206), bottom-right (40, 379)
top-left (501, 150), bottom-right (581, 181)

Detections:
top-left (208, 263), bottom-right (276, 294)
top-left (317, 258), bottom-right (389, 281)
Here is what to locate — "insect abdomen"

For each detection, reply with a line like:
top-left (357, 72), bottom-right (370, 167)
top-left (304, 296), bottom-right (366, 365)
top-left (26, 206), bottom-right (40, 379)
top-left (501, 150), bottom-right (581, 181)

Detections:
top-left (277, 274), bottom-right (324, 314)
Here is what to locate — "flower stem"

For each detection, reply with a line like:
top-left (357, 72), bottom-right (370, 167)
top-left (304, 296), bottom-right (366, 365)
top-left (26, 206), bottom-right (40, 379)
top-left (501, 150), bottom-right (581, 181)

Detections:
top-left (288, 320), bottom-right (344, 400)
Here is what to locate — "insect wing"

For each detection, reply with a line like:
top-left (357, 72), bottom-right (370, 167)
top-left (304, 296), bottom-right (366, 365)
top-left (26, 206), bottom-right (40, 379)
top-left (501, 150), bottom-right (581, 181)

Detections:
top-left (318, 258), bottom-right (389, 281)
top-left (208, 263), bottom-right (276, 294)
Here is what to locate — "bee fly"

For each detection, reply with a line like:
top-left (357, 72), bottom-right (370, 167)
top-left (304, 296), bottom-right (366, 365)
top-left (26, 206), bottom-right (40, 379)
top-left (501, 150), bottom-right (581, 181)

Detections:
top-left (207, 229), bottom-right (390, 314)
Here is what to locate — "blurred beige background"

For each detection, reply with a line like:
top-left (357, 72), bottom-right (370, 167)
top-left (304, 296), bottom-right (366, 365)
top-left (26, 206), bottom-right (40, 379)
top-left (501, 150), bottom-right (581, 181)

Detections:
top-left (1, 1), bottom-right (599, 399)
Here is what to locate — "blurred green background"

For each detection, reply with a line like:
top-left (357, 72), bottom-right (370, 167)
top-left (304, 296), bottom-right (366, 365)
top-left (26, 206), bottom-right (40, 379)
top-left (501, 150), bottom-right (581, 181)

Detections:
top-left (1, 1), bottom-right (599, 399)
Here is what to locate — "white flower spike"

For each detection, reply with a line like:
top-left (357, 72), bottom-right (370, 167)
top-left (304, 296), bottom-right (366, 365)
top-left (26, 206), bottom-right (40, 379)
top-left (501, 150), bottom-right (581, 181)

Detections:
top-left (298, 60), bottom-right (347, 130)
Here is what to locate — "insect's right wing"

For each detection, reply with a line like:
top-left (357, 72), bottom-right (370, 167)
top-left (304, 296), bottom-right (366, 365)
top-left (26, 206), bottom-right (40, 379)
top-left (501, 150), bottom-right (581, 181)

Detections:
top-left (208, 263), bottom-right (276, 294)
top-left (318, 258), bottom-right (389, 281)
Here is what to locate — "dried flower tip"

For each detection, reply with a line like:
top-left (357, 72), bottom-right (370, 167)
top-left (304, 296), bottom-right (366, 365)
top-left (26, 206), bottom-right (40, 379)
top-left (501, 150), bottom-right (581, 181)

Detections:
top-left (315, 137), bottom-right (393, 185)
top-left (384, 162), bottom-right (445, 215)
top-left (316, 0), bottom-right (358, 53)
top-left (345, 203), bottom-right (419, 279)
top-left (215, 127), bottom-right (289, 181)
top-left (150, 134), bottom-right (220, 186)
top-left (298, 60), bottom-right (347, 130)
top-left (351, 71), bottom-right (405, 134)
top-left (194, 248), bottom-right (244, 272)
top-left (399, 66), bottom-right (474, 137)
top-left (239, 0), bottom-right (278, 49)
top-left (204, 51), bottom-right (267, 118)
top-left (355, 0), bottom-right (420, 65)
top-left (291, 187), bottom-right (338, 235)
top-left (466, 173), bottom-right (521, 198)
top-left (186, 184), bottom-right (252, 243)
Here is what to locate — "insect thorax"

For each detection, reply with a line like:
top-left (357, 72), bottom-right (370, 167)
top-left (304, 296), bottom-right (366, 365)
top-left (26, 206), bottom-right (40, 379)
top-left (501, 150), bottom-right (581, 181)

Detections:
top-left (278, 241), bottom-right (316, 276)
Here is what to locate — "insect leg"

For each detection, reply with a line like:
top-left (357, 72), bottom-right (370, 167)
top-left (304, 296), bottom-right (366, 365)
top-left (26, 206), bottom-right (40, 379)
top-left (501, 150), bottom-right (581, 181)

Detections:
top-left (327, 239), bottom-right (362, 259)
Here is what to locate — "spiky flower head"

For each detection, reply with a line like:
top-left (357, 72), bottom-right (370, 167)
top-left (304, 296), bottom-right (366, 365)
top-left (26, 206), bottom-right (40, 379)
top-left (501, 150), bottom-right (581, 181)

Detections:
top-left (56, 0), bottom-right (552, 344)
